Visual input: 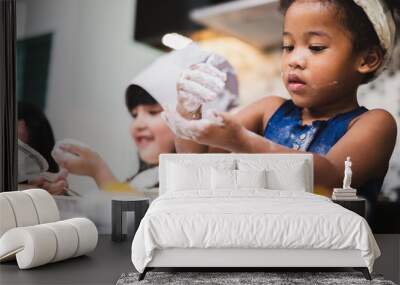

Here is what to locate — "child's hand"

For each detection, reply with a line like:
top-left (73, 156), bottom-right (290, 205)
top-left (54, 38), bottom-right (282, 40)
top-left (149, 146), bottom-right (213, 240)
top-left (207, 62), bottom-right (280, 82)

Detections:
top-left (176, 55), bottom-right (227, 120)
top-left (192, 112), bottom-right (244, 150)
top-left (53, 143), bottom-right (103, 177)
top-left (28, 169), bottom-right (69, 196)
top-left (162, 109), bottom-right (244, 151)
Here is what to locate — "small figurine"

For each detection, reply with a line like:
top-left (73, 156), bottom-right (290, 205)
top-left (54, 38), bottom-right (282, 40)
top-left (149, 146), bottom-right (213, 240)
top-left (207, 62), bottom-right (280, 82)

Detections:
top-left (342, 156), bottom-right (353, 190)
top-left (332, 157), bottom-right (357, 200)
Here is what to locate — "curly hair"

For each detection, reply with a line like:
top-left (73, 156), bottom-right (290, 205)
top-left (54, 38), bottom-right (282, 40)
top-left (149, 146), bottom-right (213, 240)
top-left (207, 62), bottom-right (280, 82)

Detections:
top-left (279, 0), bottom-right (399, 83)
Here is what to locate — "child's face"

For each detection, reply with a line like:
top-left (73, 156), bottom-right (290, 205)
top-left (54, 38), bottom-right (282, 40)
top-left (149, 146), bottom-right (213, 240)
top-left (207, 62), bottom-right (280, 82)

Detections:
top-left (281, 0), bottom-right (362, 108)
top-left (129, 104), bottom-right (175, 164)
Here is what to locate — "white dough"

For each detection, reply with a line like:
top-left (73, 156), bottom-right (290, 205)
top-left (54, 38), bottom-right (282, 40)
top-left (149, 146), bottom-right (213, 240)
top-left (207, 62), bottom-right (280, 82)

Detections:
top-left (181, 69), bottom-right (225, 94)
top-left (51, 138), bottom-right (91, 165)
top-left (178, 78), bottom-right (218, 102)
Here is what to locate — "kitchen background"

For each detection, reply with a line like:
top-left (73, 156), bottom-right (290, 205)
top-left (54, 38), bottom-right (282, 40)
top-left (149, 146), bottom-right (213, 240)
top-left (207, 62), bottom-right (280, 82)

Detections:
top-left (16, 0), bottom-right (399, 232)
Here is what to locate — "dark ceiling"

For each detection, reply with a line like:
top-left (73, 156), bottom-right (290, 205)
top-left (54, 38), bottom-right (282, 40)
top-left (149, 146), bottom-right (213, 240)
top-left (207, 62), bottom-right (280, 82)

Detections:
top-left (134, 0), bottom-right (233, 48)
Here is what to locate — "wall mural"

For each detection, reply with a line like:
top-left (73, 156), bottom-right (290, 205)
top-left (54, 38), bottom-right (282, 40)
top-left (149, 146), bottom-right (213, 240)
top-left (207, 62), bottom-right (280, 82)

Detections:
top-left (16, 0), bottom-right (399, 234)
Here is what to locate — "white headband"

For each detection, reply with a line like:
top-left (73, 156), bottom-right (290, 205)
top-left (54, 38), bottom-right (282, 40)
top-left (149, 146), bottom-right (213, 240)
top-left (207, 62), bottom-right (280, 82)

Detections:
top-left (353, 0), bottom-right (396, 77)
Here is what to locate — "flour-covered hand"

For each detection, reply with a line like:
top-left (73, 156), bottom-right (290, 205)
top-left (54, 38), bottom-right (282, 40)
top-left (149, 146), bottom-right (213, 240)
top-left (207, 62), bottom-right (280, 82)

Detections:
top-left (162, 109), bottom-right (244, 151)
top-left (176, 54), bottom-right (227, 119)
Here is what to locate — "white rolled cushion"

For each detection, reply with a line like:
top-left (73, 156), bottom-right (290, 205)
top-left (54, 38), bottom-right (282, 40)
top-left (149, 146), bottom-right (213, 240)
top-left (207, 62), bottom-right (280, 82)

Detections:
top-left (1, 192), bottom-right (39, 227)
top-left (24, 189), bottom-right (60, 223)
top-left (0, 218), bottom-right (97, 269)
top-left (236, 169), bottom-right (267, 189)
top-left (0, 226), bottom-right (57, 269)
top-left (238, 159), bottom-right (308, 191)
top-left (63, 218), bottom-right (98, 257)
top-left (42, 221), bottom-right (79, 262)
top-left (0, 196), bottom-right (17, 237)
top-left (211, 168), bottom-right (236, 190)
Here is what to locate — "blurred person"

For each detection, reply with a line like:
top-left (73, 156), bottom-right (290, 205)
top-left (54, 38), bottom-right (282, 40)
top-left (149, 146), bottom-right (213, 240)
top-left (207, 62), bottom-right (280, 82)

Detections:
top-left (52, 44), bottom-right (239, 195)
top-left (17, 101), bottom-right (68, 195)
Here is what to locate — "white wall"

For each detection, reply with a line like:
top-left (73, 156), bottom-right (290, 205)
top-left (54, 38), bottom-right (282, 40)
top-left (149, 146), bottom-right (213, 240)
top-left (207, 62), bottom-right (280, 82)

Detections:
top-left (17, 0), bottom-right (163, 194)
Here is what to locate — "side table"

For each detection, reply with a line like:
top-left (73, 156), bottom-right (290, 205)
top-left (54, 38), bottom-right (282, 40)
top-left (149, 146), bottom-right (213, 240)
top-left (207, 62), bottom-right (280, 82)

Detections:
top-left (112, 197), bottom-right (150, 242)
top-left (332, 197), bottom-right (366, 218)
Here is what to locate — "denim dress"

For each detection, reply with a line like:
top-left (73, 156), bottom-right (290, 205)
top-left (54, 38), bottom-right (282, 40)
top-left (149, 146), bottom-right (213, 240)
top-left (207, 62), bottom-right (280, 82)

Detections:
top-left (264, 100), bottom-right (382, 225)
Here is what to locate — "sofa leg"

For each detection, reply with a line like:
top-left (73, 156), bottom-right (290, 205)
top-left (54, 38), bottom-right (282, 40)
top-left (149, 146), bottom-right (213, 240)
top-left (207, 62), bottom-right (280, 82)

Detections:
top-left (354, 267), bottom-right (371, 280)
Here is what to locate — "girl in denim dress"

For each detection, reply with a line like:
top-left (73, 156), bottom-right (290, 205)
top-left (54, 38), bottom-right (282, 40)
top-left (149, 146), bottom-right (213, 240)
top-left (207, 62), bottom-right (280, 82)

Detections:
top-left (166, 0), bottom-right (400, 226)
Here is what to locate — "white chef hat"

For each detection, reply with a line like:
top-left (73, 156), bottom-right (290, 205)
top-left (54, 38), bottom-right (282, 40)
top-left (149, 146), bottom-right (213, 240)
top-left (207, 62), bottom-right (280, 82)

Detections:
top-left (126, 43), bottom-right (239, 113)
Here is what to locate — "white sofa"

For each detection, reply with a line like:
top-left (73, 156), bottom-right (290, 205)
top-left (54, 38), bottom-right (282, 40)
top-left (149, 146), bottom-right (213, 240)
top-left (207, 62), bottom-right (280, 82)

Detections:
top-left (0, 189), bottom-right (98, 269)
